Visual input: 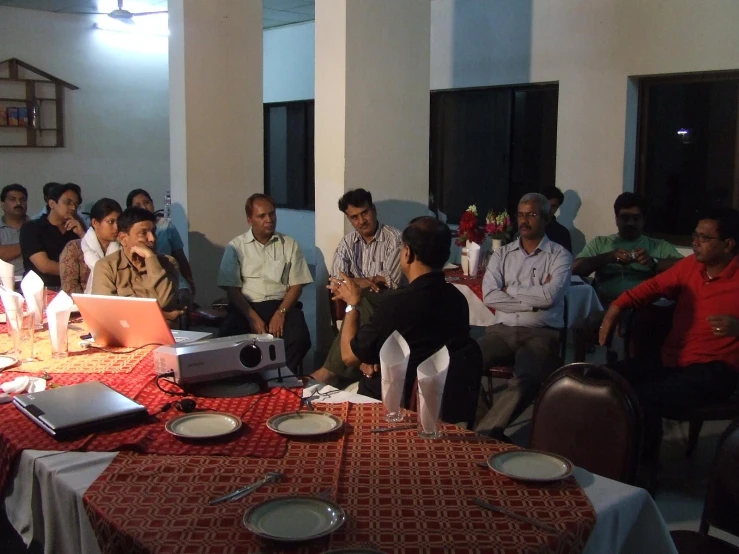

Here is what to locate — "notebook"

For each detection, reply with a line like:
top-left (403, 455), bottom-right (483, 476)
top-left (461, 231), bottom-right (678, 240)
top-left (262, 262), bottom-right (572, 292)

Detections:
top-left (71, 294), bottom-right (211, 347)
top-left (13, 381), bottom-right (149, 439)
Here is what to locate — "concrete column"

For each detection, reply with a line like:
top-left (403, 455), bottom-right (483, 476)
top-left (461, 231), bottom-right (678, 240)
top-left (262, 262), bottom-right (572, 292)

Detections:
top-left (314, 0), bottom-right (431, 358)
top-left (169, 0), bottom-right (263, 304)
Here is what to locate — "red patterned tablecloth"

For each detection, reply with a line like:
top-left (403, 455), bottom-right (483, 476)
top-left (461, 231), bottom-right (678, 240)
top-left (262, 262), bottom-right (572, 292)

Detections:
top-left (445, 268), bottom-right (485, 306)
top-left (82, 403), bottom-right (596, 554)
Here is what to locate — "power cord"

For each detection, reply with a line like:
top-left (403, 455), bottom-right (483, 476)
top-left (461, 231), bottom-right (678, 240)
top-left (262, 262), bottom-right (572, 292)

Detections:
top-left (154, 371), bottom-right (186, 397)
top-left (87, 342), bottom-right (164, 354)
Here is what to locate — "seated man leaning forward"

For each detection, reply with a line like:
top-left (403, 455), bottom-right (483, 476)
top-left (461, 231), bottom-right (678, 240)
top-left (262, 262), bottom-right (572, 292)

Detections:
top-left (311, 188), bottom-right (403, 385)
top-left (330, 216), bottom-right (470, 404)
top-left (601, 207), bottom-right (739, 467)
top-left (218, 193), bottom-right (313, 373)
top-left (91, 207), bottom-right (183, 324)
top-left (475, 192), bottom-right (572, 441)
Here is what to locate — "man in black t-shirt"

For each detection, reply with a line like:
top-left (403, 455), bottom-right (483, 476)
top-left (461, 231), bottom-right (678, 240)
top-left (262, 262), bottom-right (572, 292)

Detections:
top-left (20, 183), bottom-right (85, 287)
top-left (330, 216), bottom-right (471, 404)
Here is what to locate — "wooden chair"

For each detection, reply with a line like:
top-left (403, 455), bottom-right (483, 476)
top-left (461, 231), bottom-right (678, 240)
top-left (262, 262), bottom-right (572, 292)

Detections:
top-left (530, 363), bottom-right (643, 484)
top-left (670, 417), bottom-right (739, 553)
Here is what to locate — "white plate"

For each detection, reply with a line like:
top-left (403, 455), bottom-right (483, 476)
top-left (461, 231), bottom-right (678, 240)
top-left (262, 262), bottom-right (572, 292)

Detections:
top-left (243, 496), bottom-right (346, 541)
top-left (266, 411), bottom-right (343, 437)
top-left (487, 450), bottom-right (574, 482)
top-left (165, 412), bottom-right (242, 439)
top-left (0, 355), bottom-right (18, 370)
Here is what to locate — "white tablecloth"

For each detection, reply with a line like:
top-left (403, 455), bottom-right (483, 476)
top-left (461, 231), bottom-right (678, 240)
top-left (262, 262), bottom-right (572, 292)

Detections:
top-left (454, 276), bottom-right (603, 328)
top-left (3, 381), bottom-right (675, 554)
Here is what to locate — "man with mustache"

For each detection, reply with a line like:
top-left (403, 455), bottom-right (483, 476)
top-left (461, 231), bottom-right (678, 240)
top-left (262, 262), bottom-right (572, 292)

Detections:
top-left (475, 193), bottom-right (572, 441)
top-left (0, 184), bottom-right (29, 280)
top-left (600, 207), bottom-right (739, 476)
top-left (311, 188), bottom-right (403, 386)
top-left (218, 194), bottom-right (313, 373)
top-left (19, 183), bottom-right (85, 288)
top-left (572, 192), bottom-right (682, 360)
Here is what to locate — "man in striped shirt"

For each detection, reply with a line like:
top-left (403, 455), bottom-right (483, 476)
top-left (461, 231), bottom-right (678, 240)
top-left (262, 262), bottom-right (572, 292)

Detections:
top-left (311, 188), bottom-right (403, 385)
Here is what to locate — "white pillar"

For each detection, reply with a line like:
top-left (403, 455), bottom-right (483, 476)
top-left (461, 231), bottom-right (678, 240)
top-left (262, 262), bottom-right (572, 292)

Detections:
top-left (314, 0), bottom-right (431, 358)
top-left (169, 0), bottom-right (263, 304)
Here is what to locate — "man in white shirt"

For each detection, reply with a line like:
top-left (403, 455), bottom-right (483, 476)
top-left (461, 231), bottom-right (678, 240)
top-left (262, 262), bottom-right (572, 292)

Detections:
top-left (476, 193), bottom-right (572, 440)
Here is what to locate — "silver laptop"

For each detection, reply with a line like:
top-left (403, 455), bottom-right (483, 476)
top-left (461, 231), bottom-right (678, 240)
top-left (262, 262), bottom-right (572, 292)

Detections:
top-left (71, 294), bottom-right (211, 347)
top-left (13, 381), bottom-right (149, 439)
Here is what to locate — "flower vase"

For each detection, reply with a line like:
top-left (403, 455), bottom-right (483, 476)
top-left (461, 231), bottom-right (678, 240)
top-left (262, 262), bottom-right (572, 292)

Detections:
top-left (492, 239), bottom-right (503, 252)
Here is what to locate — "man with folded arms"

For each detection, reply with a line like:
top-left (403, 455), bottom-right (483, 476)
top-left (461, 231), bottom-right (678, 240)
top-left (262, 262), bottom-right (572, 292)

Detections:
top-left (20, 183), bottom-right (85, 288)
top-left (92, 207), bottom-right (183, 323)
top-left (218, 194), bottom-right (313, 373)
top-left (475, 193), bottom-right (572, 441)
top-left (0, 183), bottom-right (29, 279)
top-left (330, 216), bottom-right (470, 404)
top-left (600, 207), bottom-right (739, 468)
top-left (311, 188), bottom-right (403, 386)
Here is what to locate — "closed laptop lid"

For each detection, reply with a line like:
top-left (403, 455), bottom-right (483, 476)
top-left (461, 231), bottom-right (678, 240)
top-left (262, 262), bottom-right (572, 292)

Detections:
top-left (13, 381), bottom-right (147, 431)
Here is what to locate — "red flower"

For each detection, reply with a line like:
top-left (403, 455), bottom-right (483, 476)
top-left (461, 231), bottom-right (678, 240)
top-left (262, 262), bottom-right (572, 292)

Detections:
top-left (456, 210), bottom-right (484, 246)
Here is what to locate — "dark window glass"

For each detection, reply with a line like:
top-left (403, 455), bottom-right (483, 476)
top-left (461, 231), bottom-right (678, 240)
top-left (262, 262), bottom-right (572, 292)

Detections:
top-left (264, 100), bottom-right (315, 211)
top-left (636, 73), bottom-right (739, 242)
top-left (429, 85), bottom-right (558, 224)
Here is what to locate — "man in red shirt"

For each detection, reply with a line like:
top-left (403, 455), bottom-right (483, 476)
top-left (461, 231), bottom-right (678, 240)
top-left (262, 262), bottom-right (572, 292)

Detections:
top-left (600, 207), bottom-right (739, 467)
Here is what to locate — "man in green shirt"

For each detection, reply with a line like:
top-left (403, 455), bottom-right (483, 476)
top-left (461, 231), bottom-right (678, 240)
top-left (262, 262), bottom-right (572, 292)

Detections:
top-left (572, 192), bottom-right (682, 360)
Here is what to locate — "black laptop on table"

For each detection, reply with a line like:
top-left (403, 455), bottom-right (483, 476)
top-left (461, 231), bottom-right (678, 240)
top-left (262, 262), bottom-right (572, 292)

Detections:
top-left (13, 381), bottom-right (149, 440)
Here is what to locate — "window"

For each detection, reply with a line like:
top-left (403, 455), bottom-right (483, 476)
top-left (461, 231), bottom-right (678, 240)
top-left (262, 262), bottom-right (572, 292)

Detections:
top-left (264, 100), bottom-right (315, 210)
top-left (636, 72), bottom-right (739, 242)
top-left (429, 84), bottom-right (558, 224)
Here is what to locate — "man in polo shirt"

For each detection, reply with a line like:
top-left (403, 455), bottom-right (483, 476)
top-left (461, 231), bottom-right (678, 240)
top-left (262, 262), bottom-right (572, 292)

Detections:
top-left (0, 183), bottom-right (29, 280)
top-left (91, 207), bottom-right (182, 323)
top-left (19, 183), bottom-right (84, 287)
top-left (600, 207), bottom-right (739, 466)
top-left (311, 188), bottom-right (403, 385)
top-left (330, 216), bottom-right (470, 404)
top-left (218, 193), bottom-right (313, 372)
top-left (475, 192), bottom-right (572, 441)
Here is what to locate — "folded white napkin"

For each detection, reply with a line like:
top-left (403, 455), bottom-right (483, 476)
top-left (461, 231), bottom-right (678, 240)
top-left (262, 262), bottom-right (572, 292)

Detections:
top-left (0, 259), bottom-right (15, 289)
top-left (417, 346), bottom-right (450, 434)
top-left (0, 285), bottom-right (24, 330)
top-left (0, 376), bottom-right (46, 394)
top-left (467, 242), bottom-right (481, 277)
top-left (460, 249), bottom-right (469, 276)
top-left (380, 331), bottom-right (410, 414)
top-left (47, 291), bottom-right (74, 353)
top-left (20, 271), bottom-right (44, 329)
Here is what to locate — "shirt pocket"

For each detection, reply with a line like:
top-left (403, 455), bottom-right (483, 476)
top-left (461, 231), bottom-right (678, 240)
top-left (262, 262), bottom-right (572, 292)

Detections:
top-left (262, 260), bottom-right (289, 284)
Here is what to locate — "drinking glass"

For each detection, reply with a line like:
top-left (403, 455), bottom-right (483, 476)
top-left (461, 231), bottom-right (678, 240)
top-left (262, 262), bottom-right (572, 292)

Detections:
top-left (51, 326), bottom-right (69, 359)
top-left (9, 311), bottom-right (35, 363)
top-left (381, 376), bottom-right (405, 423)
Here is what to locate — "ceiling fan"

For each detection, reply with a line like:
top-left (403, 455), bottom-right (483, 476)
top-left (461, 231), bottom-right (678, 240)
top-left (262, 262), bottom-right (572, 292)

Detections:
top-left (66, 0), bottom-right (167, 24)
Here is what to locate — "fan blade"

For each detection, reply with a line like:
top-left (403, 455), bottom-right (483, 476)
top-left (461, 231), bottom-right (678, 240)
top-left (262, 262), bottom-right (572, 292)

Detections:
top-left (118, 0), bottom-right (124, 10)
top-left (58, 11), bottom-right (108, 15)
top-left (131, 11), bottom-right (169, 16)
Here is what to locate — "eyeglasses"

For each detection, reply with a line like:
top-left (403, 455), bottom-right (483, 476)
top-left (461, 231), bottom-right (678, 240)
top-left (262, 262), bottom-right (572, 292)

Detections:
top-left (517, 212), bottom-right (540, 220)
top-left (691, 231), bottom-right (722, 243)
top-left (60, 199), bottom-right (80, 209)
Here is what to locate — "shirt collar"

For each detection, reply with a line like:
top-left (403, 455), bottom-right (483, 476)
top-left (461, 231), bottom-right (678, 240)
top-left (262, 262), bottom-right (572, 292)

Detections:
top-left (351, 223), bottom-right (385, 244)
top-left (510, 235), bottom-right (552, 255)
top-left (245, 228), bottom-right (280, 245)
top-left (702, 255), bottom-right (739, 281)
top-left (0, 215), bottom-right (28, 228)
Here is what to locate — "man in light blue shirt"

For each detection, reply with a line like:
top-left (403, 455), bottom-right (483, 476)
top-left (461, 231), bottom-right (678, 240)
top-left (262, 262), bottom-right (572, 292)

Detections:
top-left (476, 193), bottom-right (572, 439)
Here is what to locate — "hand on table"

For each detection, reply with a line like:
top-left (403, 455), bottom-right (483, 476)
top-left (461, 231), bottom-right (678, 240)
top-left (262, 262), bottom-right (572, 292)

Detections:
top-left (359, 363), bottom-right (380, 378)
top-left (707, 315), bottom-right (739, 338)
top-left (268, 310), bottom-right (286, 338)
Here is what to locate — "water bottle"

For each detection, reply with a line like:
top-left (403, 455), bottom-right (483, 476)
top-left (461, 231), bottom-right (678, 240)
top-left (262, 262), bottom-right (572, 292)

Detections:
top-left (163, 190), bottom-right (171, 220)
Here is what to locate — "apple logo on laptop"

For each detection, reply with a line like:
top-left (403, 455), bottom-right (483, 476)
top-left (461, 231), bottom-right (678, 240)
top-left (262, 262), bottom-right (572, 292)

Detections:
top-left (120, 320), bottom-right (130, 328)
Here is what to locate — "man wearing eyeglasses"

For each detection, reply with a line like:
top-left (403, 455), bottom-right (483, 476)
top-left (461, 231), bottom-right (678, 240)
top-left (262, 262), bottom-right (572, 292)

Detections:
top-left (600, 207), bottom-right (739, 475)
top-left (475, 193), bottom-right (572, 441)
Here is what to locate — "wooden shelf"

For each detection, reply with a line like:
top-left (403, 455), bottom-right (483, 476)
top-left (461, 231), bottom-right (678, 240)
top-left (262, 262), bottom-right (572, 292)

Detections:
top-left (0, 126), bottom-right (57, 130)
top-left (0, 97), bottom-right (56, 102)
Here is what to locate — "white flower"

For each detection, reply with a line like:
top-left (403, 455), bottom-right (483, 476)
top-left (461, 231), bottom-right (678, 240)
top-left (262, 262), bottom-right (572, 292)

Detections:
top-left (467, 204), bottom-right (478, 216)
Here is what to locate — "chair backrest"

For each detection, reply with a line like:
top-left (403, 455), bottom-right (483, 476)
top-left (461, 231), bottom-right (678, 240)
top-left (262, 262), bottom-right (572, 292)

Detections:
top-left (702, 417), bottom-right (739, 536)
top-left (530, 363), bottom-right (643, 484)
top-left (59, 238), bottom-right (90, 295)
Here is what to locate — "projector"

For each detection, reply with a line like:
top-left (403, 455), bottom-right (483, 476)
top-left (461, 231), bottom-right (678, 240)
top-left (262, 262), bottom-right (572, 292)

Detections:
top-left (153, 334), bottom-right (286, 386)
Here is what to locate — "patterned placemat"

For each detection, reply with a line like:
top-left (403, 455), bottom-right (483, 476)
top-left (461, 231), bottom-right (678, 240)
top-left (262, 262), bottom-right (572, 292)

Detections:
top-left (83, 402), bottom-right (350, 554)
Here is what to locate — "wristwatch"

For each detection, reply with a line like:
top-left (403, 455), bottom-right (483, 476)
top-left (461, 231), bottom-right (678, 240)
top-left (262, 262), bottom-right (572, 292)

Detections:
top-left (345, 304), bottom-right (358, 314)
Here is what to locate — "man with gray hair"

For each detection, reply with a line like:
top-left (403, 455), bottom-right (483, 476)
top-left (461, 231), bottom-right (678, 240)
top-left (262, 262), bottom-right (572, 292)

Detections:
top-left (476, 192), bottom-right (572, 441)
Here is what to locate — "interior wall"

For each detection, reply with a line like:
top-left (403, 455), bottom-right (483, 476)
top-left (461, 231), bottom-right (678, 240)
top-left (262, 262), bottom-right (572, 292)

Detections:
top-left (0, 7), bottom-right (170, 216)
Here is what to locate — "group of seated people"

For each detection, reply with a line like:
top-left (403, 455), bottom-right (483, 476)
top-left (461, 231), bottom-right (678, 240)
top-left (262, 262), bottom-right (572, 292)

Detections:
top-left (2, 180), bottom-right (738, 474)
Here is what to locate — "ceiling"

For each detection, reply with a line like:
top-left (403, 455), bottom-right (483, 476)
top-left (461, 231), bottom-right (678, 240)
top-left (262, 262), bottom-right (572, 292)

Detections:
top-left (0, 0), bottom-right (315, 29)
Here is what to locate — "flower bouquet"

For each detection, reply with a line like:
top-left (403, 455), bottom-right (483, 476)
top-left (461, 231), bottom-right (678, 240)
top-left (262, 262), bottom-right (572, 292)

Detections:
top-left (485, 209), bottom-right (513, 250)
top-left (455, 205), bottom-right (484, 247)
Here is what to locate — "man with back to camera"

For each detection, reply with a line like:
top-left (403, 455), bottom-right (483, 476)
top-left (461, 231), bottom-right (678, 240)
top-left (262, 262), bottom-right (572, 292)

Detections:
top-left (217, 193), bottom-right (313, 373)
top-left (91, 206), bottom-right (183, 324)
top-left (330, 216), bottom-right (472, 405)
top-left (311, 188), bottom-right (403, 386)
top-left (475, 192), bottom-right (572, 441)
top-left (600, 207), bottom-right (739, 472)
top-left (571, 192), bottom-right (682, 360)
top-left (0, 183), bottom-right (29, 279)
top-left (20, 183), bottom-right (85, 288)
